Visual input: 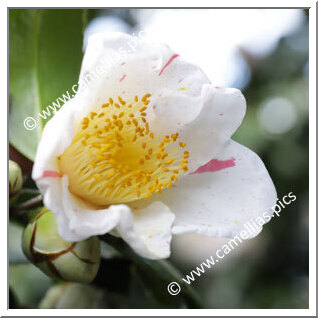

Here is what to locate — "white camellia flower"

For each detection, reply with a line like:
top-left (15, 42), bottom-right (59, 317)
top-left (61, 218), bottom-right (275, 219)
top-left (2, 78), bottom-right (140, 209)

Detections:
top-left (33, 32), bottom-right (277, 259)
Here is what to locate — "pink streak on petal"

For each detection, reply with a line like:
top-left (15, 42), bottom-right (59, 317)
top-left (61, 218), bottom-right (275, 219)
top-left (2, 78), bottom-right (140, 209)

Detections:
top-left (119, 74), bottom-right (126, 82)
top-left (36, 170), bottom-right (61, 181)
top-left (158, 54), bottom-right (179, 76)
top-left (178, 78), bottom-right (183, 83)
top-left (191, 157), bottom-right (236, 174)
top-left (121, 62), bottom-right (126, 66)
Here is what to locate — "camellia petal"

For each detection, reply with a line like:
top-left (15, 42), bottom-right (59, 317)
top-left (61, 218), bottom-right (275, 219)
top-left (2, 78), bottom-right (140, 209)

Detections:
top-left (135, 140), bottom-right (277, 238)
top-left (116, 201), bottom-right (175, 259)
top-left (75, 33), bottom-right (211, 135)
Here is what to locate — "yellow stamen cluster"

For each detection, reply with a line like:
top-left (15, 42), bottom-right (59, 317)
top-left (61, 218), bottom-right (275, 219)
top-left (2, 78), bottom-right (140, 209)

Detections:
top-left (59, 94), bottom-right (189, 206)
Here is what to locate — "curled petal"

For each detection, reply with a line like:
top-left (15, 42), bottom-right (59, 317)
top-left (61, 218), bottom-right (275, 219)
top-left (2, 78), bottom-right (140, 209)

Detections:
top-left (116, 201), bottom-right (175, 259)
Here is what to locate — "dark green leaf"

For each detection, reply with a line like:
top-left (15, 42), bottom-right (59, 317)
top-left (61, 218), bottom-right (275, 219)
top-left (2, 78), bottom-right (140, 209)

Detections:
top-left (9, 9), bottom-right (87, 160)
top-left (9, 288), bottom-right (18, 309)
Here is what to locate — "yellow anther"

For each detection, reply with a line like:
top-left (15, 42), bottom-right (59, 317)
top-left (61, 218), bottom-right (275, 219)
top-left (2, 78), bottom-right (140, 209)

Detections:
top-left (164, 159), bottom-right (174, 165)
top-left (181, 164), bottom-right (188, 171)
top-left (134, 96), bottom-right (138, 102)
top-left (118, 96), bottom-right (126, 105)
top-left (179, 142), bottom-right (186, 148)
top-left (142, 142), bottom-right (147, 149)
top-left (102, 103), bottom-right (109, 108)
top-left (171, 133), bottom-right (179, 141)
top-left (139, 159), bottom-right (145, 165)
top-left (115, 103), bottom-right (120, 109)
top-left (118, 112), bottom-right (124, 118)
top-left (139, 106), bottom-right (147, 112)
top-left (140, 112), bottom-right (147, 117)
top-left (142, 93), bottom-right (151, 102)
top-left (129, 113), bottom-right (134, 118)
top-left (109, 98), bottom-right (113, 105)
top-left (90, 112), bottom-right (97, 119)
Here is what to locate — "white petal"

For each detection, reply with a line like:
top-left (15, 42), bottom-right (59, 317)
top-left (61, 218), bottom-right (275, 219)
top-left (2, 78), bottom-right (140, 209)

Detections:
top-left (116, 201), bottom-right (175, 259)
top-left (180, 87), bottom-right (247, 172)
top-left (76, 32), bottom-right (211, 134)
top-left (141, 140), bottom-right (277, 239)
top-left (39, 175), bottom-right (124, 242)
top-left (32, 99), bottom-right (77, 180)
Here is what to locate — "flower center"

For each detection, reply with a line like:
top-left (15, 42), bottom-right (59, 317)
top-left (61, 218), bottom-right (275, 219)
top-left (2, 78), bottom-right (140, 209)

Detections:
top-left (59, 94), bottom-right (189, 206)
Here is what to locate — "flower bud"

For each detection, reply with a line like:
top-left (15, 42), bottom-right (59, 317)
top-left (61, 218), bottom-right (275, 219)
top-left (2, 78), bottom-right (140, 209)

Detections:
top-left (9, 160), bottom-right (23, 197)
top-left (22, 208), bottom-right (100, 283)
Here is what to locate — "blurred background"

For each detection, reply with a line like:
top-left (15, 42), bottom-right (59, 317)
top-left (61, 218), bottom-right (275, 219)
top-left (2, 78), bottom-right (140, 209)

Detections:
top-left (9, 8), bottom-right (309, 309)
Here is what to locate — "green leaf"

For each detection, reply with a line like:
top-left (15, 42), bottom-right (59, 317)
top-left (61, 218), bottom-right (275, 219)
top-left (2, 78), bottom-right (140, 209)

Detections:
top-left (9, 222), bottom-right (28, 264)
top-left (9, 9), bottom-right (87, 161)
top-left (9, 263), bottom-right (53, 308)
top-left (100, 234), bottom-right (204, 309)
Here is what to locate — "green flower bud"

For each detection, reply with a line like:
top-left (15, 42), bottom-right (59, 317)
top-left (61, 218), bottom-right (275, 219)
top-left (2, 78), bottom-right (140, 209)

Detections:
top-left (22, 208), bottom-right (100, 283)
top-left (9, 160), bottom-right (23, 197)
